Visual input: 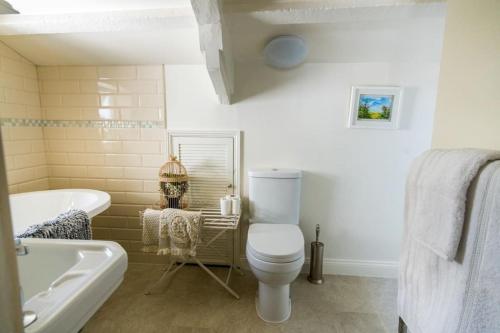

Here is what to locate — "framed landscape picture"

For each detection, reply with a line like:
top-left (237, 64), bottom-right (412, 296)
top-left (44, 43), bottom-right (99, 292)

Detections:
top-left (348, 86), bottom-right (402, 129)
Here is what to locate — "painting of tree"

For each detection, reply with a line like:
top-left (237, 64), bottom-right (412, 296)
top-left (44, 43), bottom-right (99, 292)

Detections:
top-left (350, 87), bottom-right (401, 129)
top-left (357, 94), bottom-right (394, 121)
top-left (358, 103), bottom-right (371, 119)
top-left (381, 105), bottom-right (391, 120)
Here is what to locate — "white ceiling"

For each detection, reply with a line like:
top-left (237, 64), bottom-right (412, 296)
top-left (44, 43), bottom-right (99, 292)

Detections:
top-left (227, 4), bottom-right (446, 63)
top-left (1, 30), bottom-right (204, 65)
top-left (0, 0), bottom-right (446, 66)
top-left (0, 1), bottom-right (204, 65)
top-left (4, 0), bottom-right (191, 14)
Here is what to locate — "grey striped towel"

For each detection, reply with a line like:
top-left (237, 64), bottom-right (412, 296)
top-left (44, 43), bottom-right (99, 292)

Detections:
top-left (16, 209), bottom-right (92, 240)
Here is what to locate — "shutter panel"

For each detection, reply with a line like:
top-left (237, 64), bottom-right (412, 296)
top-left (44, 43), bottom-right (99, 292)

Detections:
top-left (171, 136), bottom-right (234, 208)
top-left (169, 133), bottom-right (239, 265)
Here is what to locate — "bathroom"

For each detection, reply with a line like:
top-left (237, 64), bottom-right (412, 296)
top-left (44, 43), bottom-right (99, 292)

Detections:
top-left (1, 0), bottom-right (499, 332)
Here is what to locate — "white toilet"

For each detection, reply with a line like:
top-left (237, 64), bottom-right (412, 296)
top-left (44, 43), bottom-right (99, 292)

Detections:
top-left (246, 169), bottom-right (305, 323)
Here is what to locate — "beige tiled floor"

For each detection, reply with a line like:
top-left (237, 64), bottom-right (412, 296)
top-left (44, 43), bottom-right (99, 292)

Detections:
top-left (83, 263), bottom-right (398, 333)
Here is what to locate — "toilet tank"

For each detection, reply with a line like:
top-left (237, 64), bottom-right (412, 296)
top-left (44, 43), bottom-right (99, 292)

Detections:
top-left (248, 169), bottom-right (302, 225)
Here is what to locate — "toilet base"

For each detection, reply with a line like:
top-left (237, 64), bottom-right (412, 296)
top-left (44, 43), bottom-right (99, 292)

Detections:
top-left (255, 282), bottom-right (292, 323)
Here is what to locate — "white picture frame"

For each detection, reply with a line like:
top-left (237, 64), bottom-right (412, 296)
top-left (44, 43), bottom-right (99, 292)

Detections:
top-left (348, 86), bottom-right (403, 129)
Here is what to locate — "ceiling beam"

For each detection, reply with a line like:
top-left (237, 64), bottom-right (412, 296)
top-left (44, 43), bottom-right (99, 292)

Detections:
top-left (0, 0), bottom-right (18, 14)
top-left (191, 0), bottom-right (234, 105)
top-left (224, 0), bottom-right (446, 25)
top-left (223, 0), bottom-right (445, 11)
top-left (0, 8), bottom-right (195, 35)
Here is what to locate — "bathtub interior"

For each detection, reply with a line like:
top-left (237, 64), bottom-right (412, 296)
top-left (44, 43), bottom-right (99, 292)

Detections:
top-left (9, 189), bottom-right (110, 235)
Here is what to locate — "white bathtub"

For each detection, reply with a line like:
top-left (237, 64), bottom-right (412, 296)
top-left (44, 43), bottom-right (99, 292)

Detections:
top-left (9, 189), bottom-right (111, 235)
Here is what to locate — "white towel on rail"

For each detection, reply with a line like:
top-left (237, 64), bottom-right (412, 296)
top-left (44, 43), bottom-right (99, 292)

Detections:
top-left (158, 208), bottom-right (203, 257)
top-left (399, 160), bottom-right (500, 333)
top-left (406, 148), bottom-right (500, 260)
top-left (142, 208), bottom-right (162, 253)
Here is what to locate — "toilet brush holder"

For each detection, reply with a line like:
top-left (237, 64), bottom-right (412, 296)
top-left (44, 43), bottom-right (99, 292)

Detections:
top-left (308, 224), bottom-right (324, 284)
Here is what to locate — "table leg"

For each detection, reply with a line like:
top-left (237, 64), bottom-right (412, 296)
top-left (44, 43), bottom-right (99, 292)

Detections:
top-left (144, 261), bottom-right (186, 295)
top-left (193, 257), bottom-right (240, 299)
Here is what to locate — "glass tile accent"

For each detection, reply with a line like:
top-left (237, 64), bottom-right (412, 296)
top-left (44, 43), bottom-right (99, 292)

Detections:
top-left (0, 118), bottom-right (165, 129)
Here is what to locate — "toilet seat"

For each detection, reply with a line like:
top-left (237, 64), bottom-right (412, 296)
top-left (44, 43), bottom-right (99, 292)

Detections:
top-left (247, 248), bottom-right (305, 274)
top-left (247, 223), bottom-right (304, 263)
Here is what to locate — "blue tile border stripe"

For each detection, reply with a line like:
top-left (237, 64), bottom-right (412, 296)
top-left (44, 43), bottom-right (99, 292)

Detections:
top-left (0, 118), bottom-right (165, 129)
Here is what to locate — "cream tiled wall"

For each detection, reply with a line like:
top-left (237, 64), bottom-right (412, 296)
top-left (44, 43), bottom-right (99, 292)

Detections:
top-left (1, 46), bottom-right (169, 262)
top-left (38, 66), bottom-right (164, 122)
top-left (0, 42), bottom-right (49, 193)
top-left (38, 65), bottom-right (167, 263)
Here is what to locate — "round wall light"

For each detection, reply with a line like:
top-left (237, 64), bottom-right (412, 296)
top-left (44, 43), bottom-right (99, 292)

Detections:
top-left (263, 35), bottom-right (308, 69)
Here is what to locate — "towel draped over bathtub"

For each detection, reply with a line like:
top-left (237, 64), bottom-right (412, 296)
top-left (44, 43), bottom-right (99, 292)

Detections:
top-left (16, 209), bottom-right (92, 240)
top-left (142, 208), bottom-right (203, 257)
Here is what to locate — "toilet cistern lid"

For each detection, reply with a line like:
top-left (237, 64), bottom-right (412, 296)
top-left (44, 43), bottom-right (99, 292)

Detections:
top-left (248, 169), bottom-right (302, 179)
top-left (247, 224), bottom-right (304, 262)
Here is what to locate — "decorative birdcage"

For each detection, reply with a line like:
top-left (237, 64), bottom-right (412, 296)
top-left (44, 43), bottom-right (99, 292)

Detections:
top-left (159, 155), bottom-right (189, 209)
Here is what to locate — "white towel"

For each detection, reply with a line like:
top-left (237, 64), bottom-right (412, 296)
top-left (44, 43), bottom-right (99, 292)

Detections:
top-left (158, 208), bottom-right (203, 257)
top-left (399, 160), bottom-right (500, 333)
top-left (141, 208), bottom-right (162, 253)
top-left (406, 148), bottom-right (500, 260)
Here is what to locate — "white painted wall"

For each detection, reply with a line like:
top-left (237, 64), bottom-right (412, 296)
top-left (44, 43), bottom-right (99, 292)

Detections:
top-left (166, 61), bottom-right (441, 277)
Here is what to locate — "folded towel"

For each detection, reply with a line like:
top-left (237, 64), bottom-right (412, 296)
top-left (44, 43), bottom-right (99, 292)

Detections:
top-left (158, 208), bottom-right (203, 257)
top-left (399, 160), bottom-right (500, 333)
top-left (406, 148), bottom-right (500, 260)
top-left (16, 209), bottom-right (92, 240)
top-left (142, 208), bottom-right (162, 253)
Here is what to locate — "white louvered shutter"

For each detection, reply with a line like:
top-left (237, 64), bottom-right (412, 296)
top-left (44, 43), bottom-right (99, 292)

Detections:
top-left (170, 133), bottom-right (239, 265)
top-left (170, 136), bottom-right (235, 208)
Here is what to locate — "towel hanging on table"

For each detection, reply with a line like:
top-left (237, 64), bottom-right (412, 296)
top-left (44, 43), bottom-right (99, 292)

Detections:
top-left (142, 208), bottom-right (162, 253)
top-left (141, 208), bottom-right (203, 257)
top-left (158, 208), bottom-right (203, 257)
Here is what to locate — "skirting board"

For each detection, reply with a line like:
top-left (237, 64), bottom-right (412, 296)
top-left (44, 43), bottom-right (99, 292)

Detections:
top-left (239, 257), bottom-right (399, 279)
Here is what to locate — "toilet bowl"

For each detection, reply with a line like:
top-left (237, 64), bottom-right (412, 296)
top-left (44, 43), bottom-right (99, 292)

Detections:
top-left (246, 223), bottom-right (304, 323)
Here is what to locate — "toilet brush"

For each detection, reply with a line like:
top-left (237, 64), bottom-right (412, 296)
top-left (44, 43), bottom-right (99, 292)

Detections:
top-left (308, 224), bottom-right (324, 284)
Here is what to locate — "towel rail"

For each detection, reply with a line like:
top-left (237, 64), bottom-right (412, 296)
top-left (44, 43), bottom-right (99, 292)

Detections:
top-left (139, 208), bottom-right (242, 299)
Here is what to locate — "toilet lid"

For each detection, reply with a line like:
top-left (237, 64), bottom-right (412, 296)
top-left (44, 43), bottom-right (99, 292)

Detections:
top-left (247, 224), bottom-right (304, 263)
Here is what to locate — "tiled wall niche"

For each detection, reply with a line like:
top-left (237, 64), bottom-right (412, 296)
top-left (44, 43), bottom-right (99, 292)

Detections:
top-left (0, 40), bottom-right (168, 263)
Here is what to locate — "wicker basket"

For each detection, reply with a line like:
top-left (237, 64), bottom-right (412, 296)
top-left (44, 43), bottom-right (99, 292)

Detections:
top-left (159, 155), bottom-right (189, 209)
